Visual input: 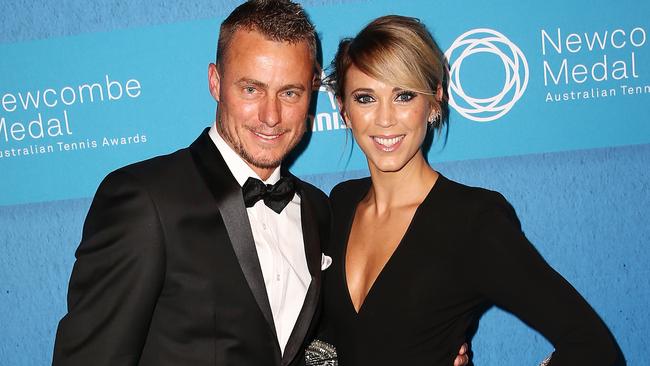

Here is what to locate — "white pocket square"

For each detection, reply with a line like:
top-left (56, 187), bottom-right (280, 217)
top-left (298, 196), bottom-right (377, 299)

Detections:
top-left (321, 254), bottom-right (332, 271)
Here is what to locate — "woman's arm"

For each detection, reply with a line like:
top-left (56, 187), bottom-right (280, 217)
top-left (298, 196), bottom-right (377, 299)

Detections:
top-left (466, 193), bottom-right (623, 366)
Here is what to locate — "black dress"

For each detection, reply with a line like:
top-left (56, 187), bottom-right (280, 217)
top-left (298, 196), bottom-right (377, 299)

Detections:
top-left (318, 175), bottom-right (620, 366)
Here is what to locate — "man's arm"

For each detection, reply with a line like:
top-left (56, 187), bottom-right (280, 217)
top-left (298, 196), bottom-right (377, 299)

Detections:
top-left (52, 169), bottom-right (166, 366)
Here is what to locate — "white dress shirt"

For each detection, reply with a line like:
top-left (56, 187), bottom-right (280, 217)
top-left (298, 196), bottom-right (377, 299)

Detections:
top-left (208, 125), bottom-right (311, 354)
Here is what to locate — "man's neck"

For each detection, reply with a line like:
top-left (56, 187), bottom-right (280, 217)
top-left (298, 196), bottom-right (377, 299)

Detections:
top-left (208, 124), bottom-right (282, 185)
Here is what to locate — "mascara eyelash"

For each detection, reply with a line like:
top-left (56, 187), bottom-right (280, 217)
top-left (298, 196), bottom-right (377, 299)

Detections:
top-left (352, 93), bottom-right (373, 103)
top-left (396, 91), bottom-right (417, 101)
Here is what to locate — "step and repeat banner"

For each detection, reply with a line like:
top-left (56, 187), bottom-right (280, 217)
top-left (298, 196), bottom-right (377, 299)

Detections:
top-left (2, 0), bottom-right (649, 206)
top-left (1, 0), bottom-right (649, 364)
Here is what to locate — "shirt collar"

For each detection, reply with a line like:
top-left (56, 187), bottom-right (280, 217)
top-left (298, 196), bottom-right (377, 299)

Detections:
top-left (208, 122), bottom-right (281, 187)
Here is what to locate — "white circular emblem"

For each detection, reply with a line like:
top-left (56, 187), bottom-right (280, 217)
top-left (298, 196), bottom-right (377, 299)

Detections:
top-left (445, 28), bottom-right (528, 122)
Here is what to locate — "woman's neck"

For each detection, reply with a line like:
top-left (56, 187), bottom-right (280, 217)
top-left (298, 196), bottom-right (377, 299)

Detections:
top-left (366, 152), bottom-right (438, 214)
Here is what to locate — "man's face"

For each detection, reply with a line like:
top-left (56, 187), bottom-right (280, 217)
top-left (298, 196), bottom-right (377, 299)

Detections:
top-left (209, 29), bottom-right (314, 180)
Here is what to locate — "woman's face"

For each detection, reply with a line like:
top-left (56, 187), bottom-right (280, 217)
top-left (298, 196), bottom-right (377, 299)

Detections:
top-left (341, 65), bottom-right (436, 174)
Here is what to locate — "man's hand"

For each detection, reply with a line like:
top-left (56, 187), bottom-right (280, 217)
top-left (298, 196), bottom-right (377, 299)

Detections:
top-left (453, 343), bottom-right (469, 366)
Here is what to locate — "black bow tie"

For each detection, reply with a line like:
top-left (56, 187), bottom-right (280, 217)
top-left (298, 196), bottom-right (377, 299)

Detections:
top-left (242, 176), bottom-right (297, 214)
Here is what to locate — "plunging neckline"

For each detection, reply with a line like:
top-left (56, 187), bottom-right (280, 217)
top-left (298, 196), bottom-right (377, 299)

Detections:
top-left (341, 175), bottom-right (442, 316)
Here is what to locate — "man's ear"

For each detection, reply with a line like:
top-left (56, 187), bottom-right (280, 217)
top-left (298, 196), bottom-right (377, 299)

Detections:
top-left (312, 73), bottom-right (322, 92)
top-left (208, 63), bottom-right (221, 102)
top-left (312, 64), bottom-right (323, 92)
top-left (336, 96), bottom-right (351, 127)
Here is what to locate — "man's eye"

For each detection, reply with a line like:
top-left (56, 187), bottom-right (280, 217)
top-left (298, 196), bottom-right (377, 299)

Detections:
top-left (284, 90), bottom-right (297, 98)
top-left (243, 86), bottom-right (257, 94)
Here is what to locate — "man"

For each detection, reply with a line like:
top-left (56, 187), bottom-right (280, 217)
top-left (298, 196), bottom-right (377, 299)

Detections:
top-left (53, 1), bottom-right (326, 365)
top-left (53, 1), bottom-right (468, 365)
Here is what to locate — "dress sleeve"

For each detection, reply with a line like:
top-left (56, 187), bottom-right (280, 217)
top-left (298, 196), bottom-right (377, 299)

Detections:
top-left (466, 193), bottom-right (622, 366)
top-left (52, 169), bottom-right (166, 366)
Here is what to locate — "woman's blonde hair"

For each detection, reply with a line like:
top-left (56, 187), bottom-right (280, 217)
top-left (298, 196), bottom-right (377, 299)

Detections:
top-left (328, 15), bottom-right (449, 131)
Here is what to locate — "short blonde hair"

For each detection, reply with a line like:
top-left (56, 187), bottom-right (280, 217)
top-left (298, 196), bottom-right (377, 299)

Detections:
top-left (328, 15), bottom-right (449, 130)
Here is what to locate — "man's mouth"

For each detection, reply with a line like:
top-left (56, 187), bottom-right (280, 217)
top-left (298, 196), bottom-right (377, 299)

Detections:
top-left (253, 131), bottom-right (282, 140)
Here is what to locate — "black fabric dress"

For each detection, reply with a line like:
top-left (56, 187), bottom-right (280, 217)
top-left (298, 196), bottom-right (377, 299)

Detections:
top-left (319, 175), bottom-right (620, 366)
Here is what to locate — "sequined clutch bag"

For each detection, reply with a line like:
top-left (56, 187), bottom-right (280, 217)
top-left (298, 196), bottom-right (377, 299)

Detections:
top-left (305, 339), bottom-right (338, 366)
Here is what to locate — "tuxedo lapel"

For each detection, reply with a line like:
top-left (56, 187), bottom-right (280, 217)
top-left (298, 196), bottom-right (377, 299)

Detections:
top-left (281, 180), bottom-right (322, 366)
top-left (189, 129), bottom-right (278, 339)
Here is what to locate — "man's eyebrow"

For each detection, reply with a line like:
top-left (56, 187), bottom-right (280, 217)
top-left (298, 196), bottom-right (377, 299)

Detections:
top-left (279, 84), bottom-right (306, 92)
top-left (235, 78), bottom-right (268, 89)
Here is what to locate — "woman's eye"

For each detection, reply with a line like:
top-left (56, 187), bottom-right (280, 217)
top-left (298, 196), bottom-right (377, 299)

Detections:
top-left (354, 94), bottom-right (375, 104)
top-left (395, 92), bottom-right (416, 102)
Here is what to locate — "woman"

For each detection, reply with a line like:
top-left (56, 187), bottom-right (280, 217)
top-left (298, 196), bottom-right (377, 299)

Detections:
top-left (315, 15), bottom-right (621, 365)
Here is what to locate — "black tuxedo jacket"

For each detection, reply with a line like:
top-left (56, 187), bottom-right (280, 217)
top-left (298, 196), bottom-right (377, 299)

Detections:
top-left (53, 129), bottom-right (330, 366)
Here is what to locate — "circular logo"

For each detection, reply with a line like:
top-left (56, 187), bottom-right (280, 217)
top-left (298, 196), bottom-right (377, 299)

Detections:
top-left (445, 28), bottom-right (528, 122)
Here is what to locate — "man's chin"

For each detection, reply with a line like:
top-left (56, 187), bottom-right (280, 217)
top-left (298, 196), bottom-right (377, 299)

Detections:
top-left (243, 154), bottom-right (283, 171)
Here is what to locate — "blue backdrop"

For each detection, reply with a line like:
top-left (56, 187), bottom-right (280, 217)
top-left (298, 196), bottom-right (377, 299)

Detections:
top-left (1, 0), bottom-right (649, 364)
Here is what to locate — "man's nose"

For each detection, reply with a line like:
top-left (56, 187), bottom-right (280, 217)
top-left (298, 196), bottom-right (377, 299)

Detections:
top-left (259, 96), bottom-right (281, 127)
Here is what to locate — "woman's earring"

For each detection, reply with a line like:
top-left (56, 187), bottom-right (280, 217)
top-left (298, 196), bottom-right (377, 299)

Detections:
top-left (428, 110), bottom-right (441, 128)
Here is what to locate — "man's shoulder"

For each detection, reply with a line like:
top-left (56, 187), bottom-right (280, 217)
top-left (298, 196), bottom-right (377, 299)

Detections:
top-left (120, 147), bottom-right (190, 175)
top-left (98, 147), bottom-right (194, 194)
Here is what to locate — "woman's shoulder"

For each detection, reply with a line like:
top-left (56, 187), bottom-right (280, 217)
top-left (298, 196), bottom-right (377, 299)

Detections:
top-left (434, 174), bottom-right (514, 220)
top-left (437, 174), bottom-right (505, 204)
top-left (329, 177), bottom-right (371, 203)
